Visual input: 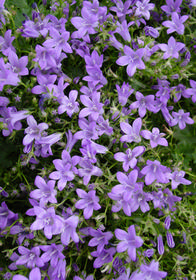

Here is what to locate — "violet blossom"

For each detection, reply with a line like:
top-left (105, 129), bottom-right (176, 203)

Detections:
top-left (115, 225), bottom-right (143, 261)
top-left (13, 267), bottom-right (41, 280)
top-left (88, 228), bottom-right (113, 253)
top-left (158, 36), bottom-right (185, 59)
top-left (120, 117), bottom-right (142, 143)
top-left (134, 0), bottom-right (155, 20)
top-left (30, 206), bottom-right (63, 239)
top-left (162, 12), bottom-right (188, 35)
top-left (40, 243), bottom-right (65, 267)
top-left (130, 91), bottom-right (157, 117)
top-left (171, 109), bottom-right (194, 129)
top-left (116, 82), bottom-right (134, 106)
top-left (91, 248), bottom-right (116, 268)
top-left (16, 246), bottom-right (44, 268)
top-left (141, 160), bottom-right (170, 185)
top-left (114, 146), bottom-right (145, 171)
top-left (75, 189), bottom-right (101, 219)
top-left (116, 45), bottom-right (145, 77)
top-left (30, 176), bottom-right (57, 207)
top-left (140, 127), bottom-right (168, 148)
top-left (58, 90), bottom-right (79, 117)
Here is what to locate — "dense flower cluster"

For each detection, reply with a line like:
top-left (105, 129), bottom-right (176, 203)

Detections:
top-left (0, 0), bottom-right (195, 279)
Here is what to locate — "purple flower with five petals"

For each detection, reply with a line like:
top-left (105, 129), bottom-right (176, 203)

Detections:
top-left (158, 36), bottom-right (185, 59)
top-left (116, 46), bottom-right (145, 77)
top-left (58, 90), bottom-right (79, 117)
top-left (23, 115), bottom-right (48, 146)
top-left (114, 146), bottom-right (145, 171)
top-left (162, 12), bottom-right (188, 35)
top-left (40, 243), bottom-right (65, 267)
top-left (141, 160), bottom-right (170, 185)
top-left (78, 158), bottom-right (103, 185)
top-left (120, 118), bottom-right (142, 143)
top-left (88, 228), bottom-right (113, 253)
top-left (171, 109), bottom-right (194, 129)
top-left (75, 189), bottom-right (101, 219)
top-left (91, 248), bottom-right (116, 268)
top-left (140, 127), bottom-right (168, 148)
top-left (16, 246), bottom-right (44, 268)
top-left (30, 176), bottom-right (57, 207)
top-left (115, 225), bottom-right (143, 261)
top-left (30, 206), bottom-right (63, 239)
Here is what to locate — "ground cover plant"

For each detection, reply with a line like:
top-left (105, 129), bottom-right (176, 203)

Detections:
top-left (0, 0), bottom-right (196, 279)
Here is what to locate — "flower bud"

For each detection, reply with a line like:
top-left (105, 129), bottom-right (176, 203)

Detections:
top-left (166, 231), bottom-right (175, 248)
top-left (157, 235), bottom-right (164, 255)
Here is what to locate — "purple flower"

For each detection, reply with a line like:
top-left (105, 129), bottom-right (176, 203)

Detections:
top-left (0, 30), bottom-right (15, 56)
top-left (144, 26), bottom-right (159, 38)
top-left (161, 0), bottom-right (182, 15)
top-left (48, 258), bottom-right (66, 280)
top-left (96, 116), bottom-right (113, 136)
top-left (114, 146), bottom-right (145, 171)
top-left (158, 36), bottom-right (185, 59)
top-left (135, 0), bottom-right (155, 20)
top-left (43, 28), bottom-right (72, 56)
top-left (71, 8), bottom-right (99, 39)
top-left (23, 115), bottom-right (48, 146)
top-left (130, 91), bottom-right (157, 117)
top-left (131, 184), bottom-right (152, 213)
top-left (60, 215), bottom-right (79, 245)
top-left (74, 118), bottom-right (98, 140)
top-left (116, 82), bottom-right (134, 106)
top-left (141, 160), bottom-right (170, 185)
top-left (0, 58), bottom-right (20, 91)
top-left (34, 132), bottom-right (62, 158)
top-left (115, 20), bottom-right (132, 42)
top-left (49, 150), bottom-right (75, 191)
top-left (84, 50), bottom-right (103, 68)
top-left (16, 246), bottom-right (44, 268)
top-left (111, 170), bottom-right (139, 202)
top-left (80, 139), bottom-right (107, 164)
top-left (116, 45), bottom-right (145, 77)
top-left (140, 127), bottom-right (168, 148)
top-left (110, 0), bottom-right (132, 22)
top-left (78, 158), bottom-right (103, 185)
top-left (91, 247), bottom-right (116, 268)
top-left (0, 202), bottom-right (16, 230)
top-left (34, 45), bottom-right (58, 70)
top-left (163, 188), bottom-right (181, 211)
top-left (79, 92), bottom-right (104, 121)
top-left (139, 260), bottom-right (167, 279)
top-left (169, 170), bottom-right (191, 189)
top-left (75, 189), bottom-right (101, 219)
top-left (8, 52), bottom-right (29, 76)
top-left (143, 248), bottom-right (154, 257)
top-left (58, 90), bottom-right (79, 117)
top-left (40, 243), bottom-right (65, 267)
top-left (115, 225), bottom-right (143, 261)
top-left (83, 66), bottom-right (107, 86)
top-left (30, 176), bottom-right (57, 207)
top-left (171, 109), bottom-right (194, 129)
top-left (185, 79), bottom-right (196, 103)
top-left (120, 118), bottom-right (142, 143)
top-left (88, 228), bottom-right (113, 253)
top-left (162, 12), bottom-right (188, 35)
top-left (13, 267), bottom-right (41, 280)
top-left (30, 206), bottom-right (63, 239)
top-left (10, 224), bottom-right (34, 245)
